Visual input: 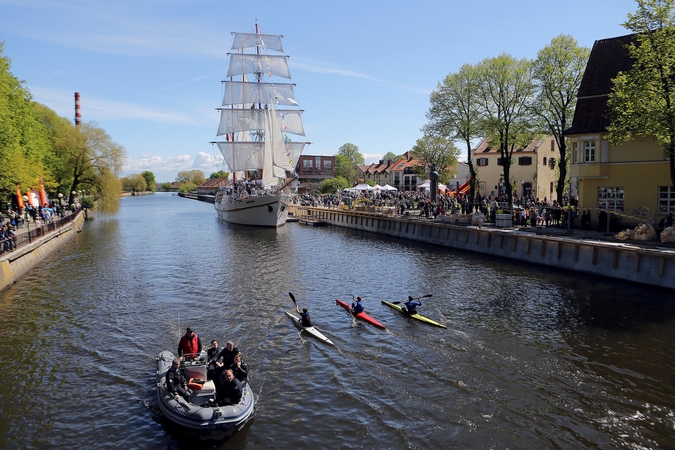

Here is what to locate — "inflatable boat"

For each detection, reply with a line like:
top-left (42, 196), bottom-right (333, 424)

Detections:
top-left (155, 350), bottom-right (254, 432)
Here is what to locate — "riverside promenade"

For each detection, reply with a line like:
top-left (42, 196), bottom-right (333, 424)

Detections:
top-left (296, 205), bottom-right (675, 291)
top-left (0, 211), bottom-right (85, 292)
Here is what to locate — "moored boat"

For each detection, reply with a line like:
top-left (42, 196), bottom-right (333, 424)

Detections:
top-left (335, 298), bottom-right (386, 329)
top-left (211, 22), bottom-right (310, 227)
top-left (381, 300), bottom-right (447, 328)
top-left (284, 311), bottom-right (335, 346)
top-left (155, 350), bottom-right (254, 433)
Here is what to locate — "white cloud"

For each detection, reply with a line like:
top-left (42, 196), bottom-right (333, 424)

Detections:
top-left (123, 151), bottom-right (225, 182)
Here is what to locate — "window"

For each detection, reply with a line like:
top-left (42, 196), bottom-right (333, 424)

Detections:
top-left (597, 186), bottom-right (624, 212)
top-left (550, 140), bottom-right (555, 151)
top-left (658, 186), bottom-right (675, 214)
top-left (550, 182), bottom-right (554, 194)
top-left (477, 158), bottom-right (488, 166)
top-left (543, 157), bottom-right (547, 166)
top-left (518, 157), bottom-right (532, 166)
top-left (323, 160), bottom-right (332, 170)
top-left (584, 141), bottom-right (596, 162)
top-left (303, 159), bottom-right (313, 170)
top-left (497, 157), bottom-right (506, 166)
top-left (549, 157), bottom-right (556, 169)
top-left (572, 142), bottom-right (578, 163)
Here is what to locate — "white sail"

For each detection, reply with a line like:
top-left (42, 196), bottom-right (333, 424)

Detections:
top-left (222, 81), bottom-right (298, 107)
top-left (216, 141), bottom-right (265, 172)
top-left (262, 107), bottom-right (276, 187)
top-left (217, 108), bottom-right (305, 136)
top-left (227, 54), bottom-right (291, 79)
top-left (231, 32), bottom-right (284, 52)
top-left (268, 101), bottom-right (294, 172)
top-left (212, 23), bottom-right (311, 228)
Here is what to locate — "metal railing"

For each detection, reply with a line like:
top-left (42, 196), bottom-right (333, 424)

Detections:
top-left (1, 211), bottom-right (80, 254)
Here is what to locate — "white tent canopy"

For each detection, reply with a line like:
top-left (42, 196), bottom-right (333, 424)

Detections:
top-left (352, 183), bottom-right (373, 191)
top-left (379, 184), bottom-right (398, 191)
top-left (418, 180), bottom-right (447, 191)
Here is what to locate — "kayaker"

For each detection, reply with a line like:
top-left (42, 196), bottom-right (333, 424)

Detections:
top-left (296, 304), bottom-right (312, 327)
top-left (178, 327), bottom-right (202, 358)
top-left (351, 296), bottom-right (365, 314)
top-left (404, 295), bottom-right (422, 314)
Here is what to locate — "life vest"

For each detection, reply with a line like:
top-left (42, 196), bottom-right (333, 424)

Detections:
top-left (180, 333), bottom-right (200, 355)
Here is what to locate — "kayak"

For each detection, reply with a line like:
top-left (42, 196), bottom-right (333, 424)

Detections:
top-left (335, 299), bottom-right (386, 329)
top-left (381, 300), bottom-right (447, 328)
top-left (284, 311), bottom-right (335, 346)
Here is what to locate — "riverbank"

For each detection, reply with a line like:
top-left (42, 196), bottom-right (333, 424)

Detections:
top-left (0, 211), bottom-right (85, 292)
top-left (300, 206), bottom-right (675, 291)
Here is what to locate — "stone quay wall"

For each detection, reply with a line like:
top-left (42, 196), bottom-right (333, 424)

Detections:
top-left (303, 207), bottom-right (675, 291)
top-left (0, 211), bottom-right (85, 292)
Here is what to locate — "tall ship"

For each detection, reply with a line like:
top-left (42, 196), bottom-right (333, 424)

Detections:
top-left (212, 23), bottom-right (310, 227)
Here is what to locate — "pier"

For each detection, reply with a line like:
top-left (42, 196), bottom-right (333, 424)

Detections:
top-left (296, 206), bottom-right (675, 291)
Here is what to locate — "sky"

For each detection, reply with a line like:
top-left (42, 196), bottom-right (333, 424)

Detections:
top-left (1, 0), bottom-right (639, 182)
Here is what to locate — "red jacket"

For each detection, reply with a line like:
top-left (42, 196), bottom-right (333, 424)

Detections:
top-left (178, 333), bottom-right (202, 356)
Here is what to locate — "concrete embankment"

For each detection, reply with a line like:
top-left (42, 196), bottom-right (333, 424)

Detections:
top-left (0, 212), bottom-right (85, 292)
top-left (302, 207), bottom-right (675, 291)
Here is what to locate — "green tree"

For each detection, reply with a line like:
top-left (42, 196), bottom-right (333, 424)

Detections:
top-left (337, 143), bottom-right (364, 165)
top-left (52, 121), bottom-right (126, 212)
top-left (161, 182), bottom-right (174, 191)
top-left (319, 176), bottom-right (349, 194)
top-left (477, 54), bottom-right (537, 207)
top-left (179, 181), bottom-right (197, 193)
top-left (382, 151), bottom-right (399, 163)
top-left (121, 174), bottom-right (147, 192)
top-left (606, 0), bottom-right (675, 186)
top-left (0, 42), bottom-right (53, 197)
top-left (140, 171), bottom-right (156, 192)
top-left (334, 154), bottom-right (357, 185)
top-left (410, 135), bottom-right (460, 184)
top-left (425, 63), bottom-right (483, 211)
top-left (209, 170), bottom-right (230, 179)
top-left (176, 170), bottom-right (205, 185)
top-left (532, 35), bottom-right (590, 202)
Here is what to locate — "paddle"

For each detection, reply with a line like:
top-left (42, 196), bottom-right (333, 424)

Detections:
top-left (391, 294), bottom-right (433, 305)
top-left (288, 292), bottom-right (297, 305)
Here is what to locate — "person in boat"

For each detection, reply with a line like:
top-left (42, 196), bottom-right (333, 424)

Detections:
top-left (296, 304), bottom-right (312, 327)
top-left (178, 327), bottom-right (202, 358)
top-left (351, 296), bottom-right (365, 314)
top-left (228, 352), bottom-right (248, 383)
top-left (214, 341), bottom-right (239, 385)
top-left (207, 340), bottom-right (222, 381)
top-left (404, 295), bottom-right (422, 314)
top-left (216, 369), bottom-right (243, 406)
top-left (166, 357), bottom-right (192, 402)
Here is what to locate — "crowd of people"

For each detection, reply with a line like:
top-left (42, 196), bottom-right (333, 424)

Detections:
top-left (166, 327), bottom-right (248, 407)
top-left (293, 189), bottom-right (587, 228)
top-left (0, 202), bottom-right (77, 255)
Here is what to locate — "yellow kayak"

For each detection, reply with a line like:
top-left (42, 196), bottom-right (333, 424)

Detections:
top-left (381, 301), bottom-right (447, 329)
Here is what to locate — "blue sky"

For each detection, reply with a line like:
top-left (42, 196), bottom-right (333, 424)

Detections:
top-left (1, 0), bottom-right (638, 182)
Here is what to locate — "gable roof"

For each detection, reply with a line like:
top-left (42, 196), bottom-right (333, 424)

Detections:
top-left (473, 137), bottom-right (545, 155)
top-left (565, 33), bottom-right (636, 135)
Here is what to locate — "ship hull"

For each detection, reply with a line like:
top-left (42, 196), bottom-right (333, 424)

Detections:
top-left (215, 192), bottom-right (289, 227)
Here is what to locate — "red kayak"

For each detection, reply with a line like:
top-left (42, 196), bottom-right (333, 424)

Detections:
top-left (335, 299), bottom-right (386, 329)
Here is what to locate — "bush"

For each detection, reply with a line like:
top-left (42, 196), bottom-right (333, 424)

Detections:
top-left (80, 197), bottom-right (95, 209)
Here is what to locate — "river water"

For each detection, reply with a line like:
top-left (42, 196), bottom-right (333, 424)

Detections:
top-left (1, 192), bottom-right (674, 449)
